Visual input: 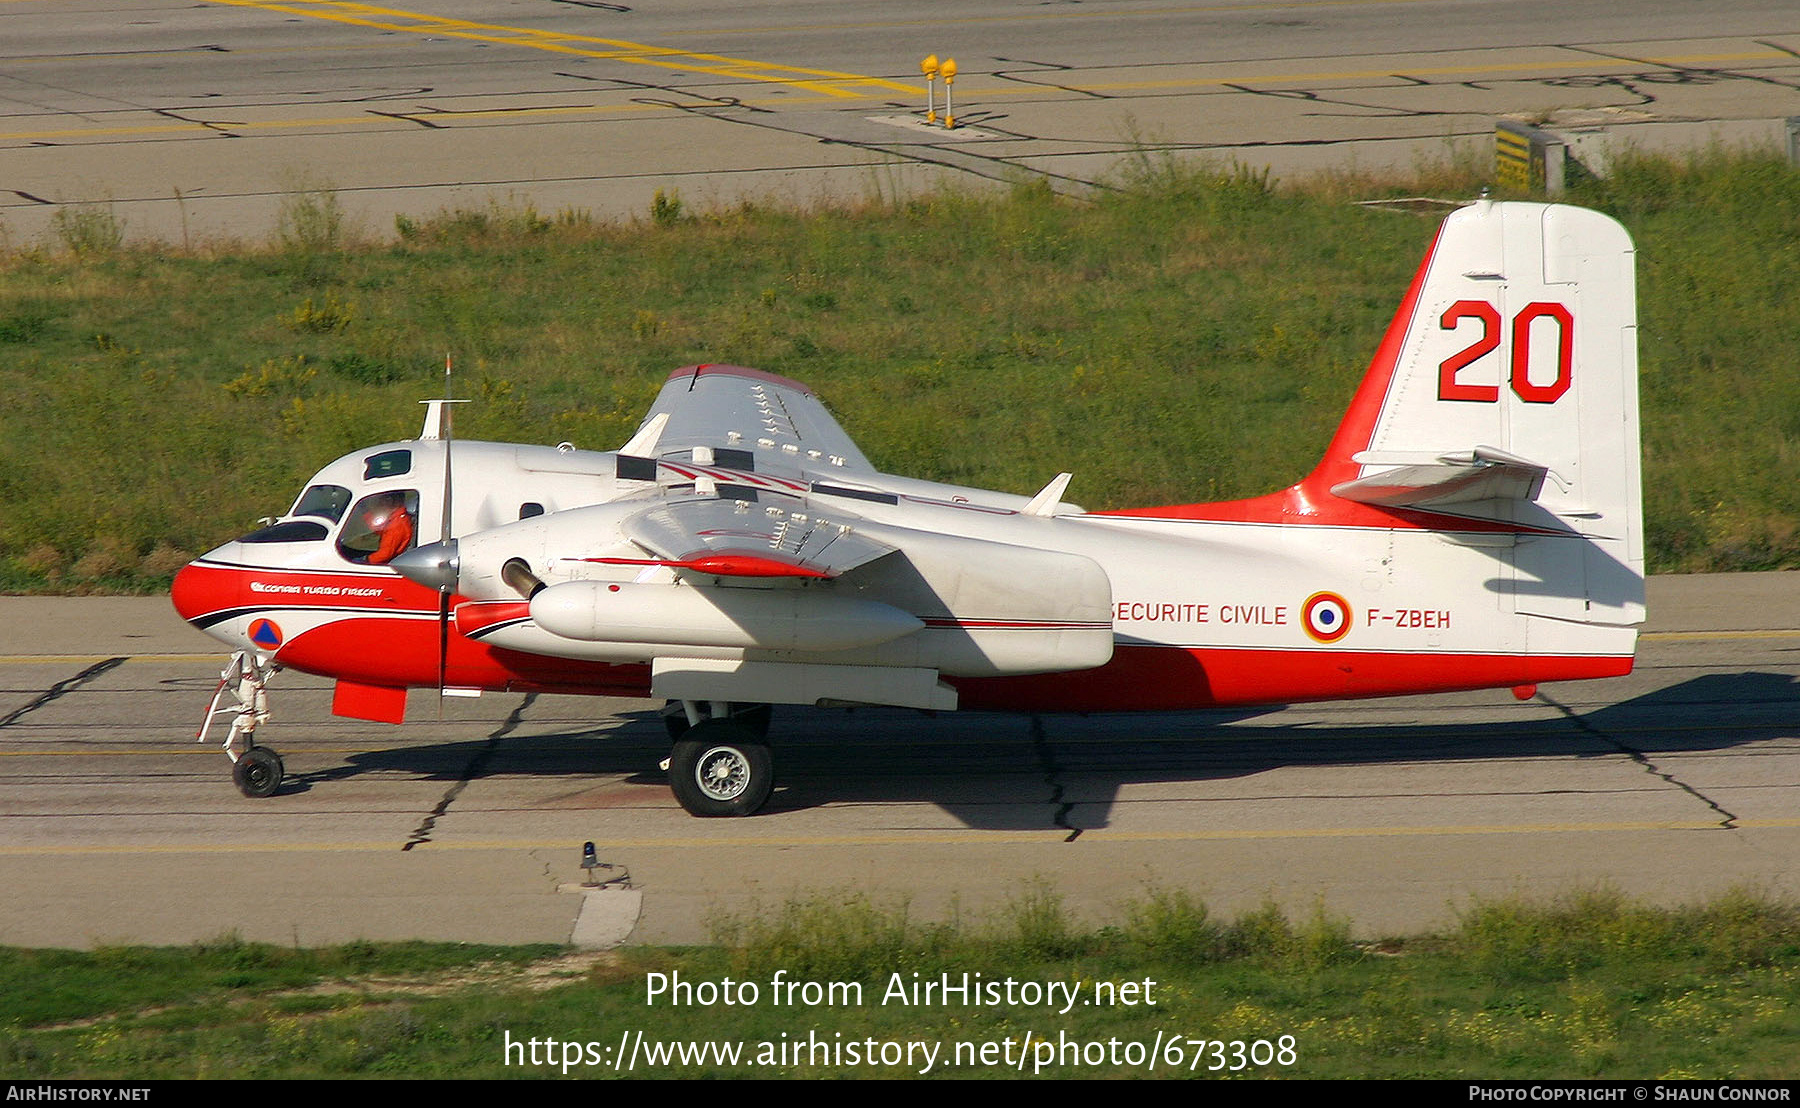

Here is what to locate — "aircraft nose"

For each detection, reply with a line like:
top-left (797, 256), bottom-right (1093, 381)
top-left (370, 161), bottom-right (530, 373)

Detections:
top-left (170, 558), bottom-right (235, 628)
top-left (389, 540), bottom-right (459, 592)
top-left (170, 562), bottom-right (203, 625)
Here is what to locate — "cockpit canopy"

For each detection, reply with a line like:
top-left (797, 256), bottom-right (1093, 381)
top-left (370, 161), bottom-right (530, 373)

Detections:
top-left (221, 437), bottom-right (626, 570)
top-left (337, 489), bottom-right (420, 564)
top-left (292, 484), bottom-right (352, 523)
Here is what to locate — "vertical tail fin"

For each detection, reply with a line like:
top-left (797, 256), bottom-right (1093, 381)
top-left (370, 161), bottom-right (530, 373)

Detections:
top-left (1104, 200), bottom-right (1644, 634)
top-left (1314, 200), bottom-right (1644, 628)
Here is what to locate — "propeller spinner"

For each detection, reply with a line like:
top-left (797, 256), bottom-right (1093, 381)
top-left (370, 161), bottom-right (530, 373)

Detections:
top-left (389, 540), bottom-right (459, 592)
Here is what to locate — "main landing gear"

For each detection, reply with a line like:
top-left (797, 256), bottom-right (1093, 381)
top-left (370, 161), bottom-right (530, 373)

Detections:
top-left (198, 651), bottom-right (286, 798)
top-left (661, 701), bottom-right (774, 817)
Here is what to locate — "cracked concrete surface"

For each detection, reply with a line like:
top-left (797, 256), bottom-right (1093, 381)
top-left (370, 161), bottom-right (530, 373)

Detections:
top-left (6, 2), bottom-right (1799, 242)
top-left (1542, 691), bottom-right (1743, 830)
top-left (0, 572), bottom-right (1793, 947)
top-left (404, 693), bottom-right (537, 850)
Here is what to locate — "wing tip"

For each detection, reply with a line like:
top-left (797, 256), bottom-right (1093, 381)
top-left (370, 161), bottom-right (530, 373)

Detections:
top-left (670, 363), bottom-right (816, 396)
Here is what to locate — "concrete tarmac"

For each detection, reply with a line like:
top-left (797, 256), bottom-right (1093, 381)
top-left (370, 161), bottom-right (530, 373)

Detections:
top-left (5, 1), bottom-right (1800, 245)
top-left (3, 1), bottom-right (1799, 950)
top-left (0, 573), bottom-right (1795, 949)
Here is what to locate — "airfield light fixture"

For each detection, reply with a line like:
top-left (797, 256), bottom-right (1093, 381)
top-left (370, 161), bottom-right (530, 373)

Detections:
top-left (921, 55), bottom-right (939, 122)
top-left (580, 840), bottom-right (613, 888)
top-left (941, 58), bottom-right (957, 129)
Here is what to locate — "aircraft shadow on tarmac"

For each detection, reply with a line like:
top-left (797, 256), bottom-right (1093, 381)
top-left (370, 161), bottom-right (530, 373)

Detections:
top-left (309, 672), bottom-right (1798, 832)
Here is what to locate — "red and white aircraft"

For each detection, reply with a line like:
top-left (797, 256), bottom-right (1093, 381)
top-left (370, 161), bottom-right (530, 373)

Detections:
top-left (171, 200), bottom-right (1643, 816)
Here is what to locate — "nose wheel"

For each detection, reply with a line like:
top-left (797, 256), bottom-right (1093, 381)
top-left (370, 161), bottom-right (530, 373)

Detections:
top-left (232, 746), bottom-right (285, 798)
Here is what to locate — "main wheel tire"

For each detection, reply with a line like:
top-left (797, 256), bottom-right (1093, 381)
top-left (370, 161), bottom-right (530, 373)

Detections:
top-left (667, 721), bottom-right (773, 817)
top-left (233, 746), bottom-right (284, 798)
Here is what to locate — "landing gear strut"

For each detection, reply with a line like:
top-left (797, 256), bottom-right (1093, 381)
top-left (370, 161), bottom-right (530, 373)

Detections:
top-left (198, 651), bottom-right (285, 798)
top-left (660, 699), bottom-right (772, 741)
top-left (663, 701), bottom-right (774, 817)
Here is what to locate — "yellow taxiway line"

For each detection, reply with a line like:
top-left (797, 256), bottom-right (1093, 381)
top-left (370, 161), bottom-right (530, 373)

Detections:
top-left (0, 101), bottom-right (680, 144)
top-left (1640, 629), bottom-right (1800, 641)
top-left (2, 817), bottom-right (1796, 855)
top-left (5, 46), bottom-right (1797, 147)
top-left (206, 0), bottom-right (914, 98)
top-left (8, 0), bottom-right (1797, 148)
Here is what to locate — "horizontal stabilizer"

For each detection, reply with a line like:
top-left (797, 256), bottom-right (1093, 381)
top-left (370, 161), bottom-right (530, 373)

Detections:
top-left (1332, 446), bottom-right (1549, 508)
top-left (618, 411), bottom-right (670, 457)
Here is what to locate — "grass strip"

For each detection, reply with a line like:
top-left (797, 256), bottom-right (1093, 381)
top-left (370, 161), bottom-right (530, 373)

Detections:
top-left (2, 884), bottom-right (1795, 1078)
top-left (4, 149), bottom-right (1800, 591)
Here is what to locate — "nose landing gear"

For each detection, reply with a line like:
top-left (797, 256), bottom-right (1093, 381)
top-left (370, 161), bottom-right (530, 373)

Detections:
top-left (198, 651), bottom-right (285, 798)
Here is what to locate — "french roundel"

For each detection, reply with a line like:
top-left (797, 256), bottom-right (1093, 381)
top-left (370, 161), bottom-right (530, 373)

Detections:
top-left (1301, 592), bottom-right (1352, 644)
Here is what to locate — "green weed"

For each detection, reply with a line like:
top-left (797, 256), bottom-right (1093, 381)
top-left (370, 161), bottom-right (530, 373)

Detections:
top-left (1451, 884), bottom-right (1800, 982)
top-left (223, 355), bottom-right (318, 399)
top-left (997, 879), bottom-right (1085, 960)
top-left (0, 312), bottom-right (51, 343)
top-left (50, 204), bottom-right (124, 258)
top-left (710, 892), bottom-right (956, 981)
top-left (277, 178), bottom-right (347, 253)
top-left (397, 197), bottom-right (558, 245)
top-left (650, 188), bottom-right (684, 227)
top-left (287, 293), bottom-right (355, 334)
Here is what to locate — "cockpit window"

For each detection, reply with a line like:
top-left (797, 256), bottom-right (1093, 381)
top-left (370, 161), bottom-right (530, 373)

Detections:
top-left (292, 484), bottom-right (352, 523)
top-left (363, 450), bottom-right (412, 480)
top-left (338, 490), bottom-right (420, 565)
top-left (240, 520), bottom-right (330, 544)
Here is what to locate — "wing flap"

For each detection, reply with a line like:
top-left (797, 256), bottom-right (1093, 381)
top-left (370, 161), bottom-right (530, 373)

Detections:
top-left (617, 497), bottom-right (895, 580)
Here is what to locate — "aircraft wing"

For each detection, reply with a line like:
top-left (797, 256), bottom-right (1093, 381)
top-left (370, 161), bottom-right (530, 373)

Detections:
top-left (622, 364), bottom-right (875, 477)
top-left (614, 495), bottom-right (897, 580)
